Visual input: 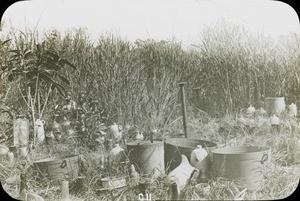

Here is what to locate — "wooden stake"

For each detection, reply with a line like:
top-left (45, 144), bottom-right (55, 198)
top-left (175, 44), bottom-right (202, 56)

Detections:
top-left (178, 82), bottom-right (188, 138)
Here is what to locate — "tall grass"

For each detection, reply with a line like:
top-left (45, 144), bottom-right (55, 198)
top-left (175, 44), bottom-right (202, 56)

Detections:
top-left (193, 20), bottom-right (300, 115)
top-left (1, 20), bottom-right (300, 130)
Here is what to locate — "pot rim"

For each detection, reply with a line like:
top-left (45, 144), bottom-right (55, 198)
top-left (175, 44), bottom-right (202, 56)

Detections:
top-left (212, 146), bottom-right (270, 155)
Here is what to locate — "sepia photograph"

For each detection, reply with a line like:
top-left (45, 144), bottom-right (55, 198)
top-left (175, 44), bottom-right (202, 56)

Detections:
top-left (0, 0), bottom-right (299, 200)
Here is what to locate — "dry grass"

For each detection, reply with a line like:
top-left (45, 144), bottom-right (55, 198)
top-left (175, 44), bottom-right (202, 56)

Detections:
top-left (1, 113), bottom-right (299, 200)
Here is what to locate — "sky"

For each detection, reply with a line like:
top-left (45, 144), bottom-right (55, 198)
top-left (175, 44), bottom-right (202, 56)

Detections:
top-left (1, 0), bottom-right (300, 47)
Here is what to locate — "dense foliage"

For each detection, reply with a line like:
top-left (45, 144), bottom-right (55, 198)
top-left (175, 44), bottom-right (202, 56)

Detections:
top-left (1, 21), bottom-right (299, 125)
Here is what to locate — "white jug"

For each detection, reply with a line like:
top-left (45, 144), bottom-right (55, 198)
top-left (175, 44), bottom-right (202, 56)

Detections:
top-left (191, 145), bottom-right (209, 182)
top-left (270, 114), bottom-right (280, 125)
top-left (190, 145), bottom-right (208, 169)
top-left (288, 103), bottom-right (297, 117)
top-left (109, 123), bottom-right (122, 140)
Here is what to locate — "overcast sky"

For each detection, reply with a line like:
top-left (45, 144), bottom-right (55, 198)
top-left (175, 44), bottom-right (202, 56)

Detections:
top-left (1, 0), bottom-right (299, 47)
